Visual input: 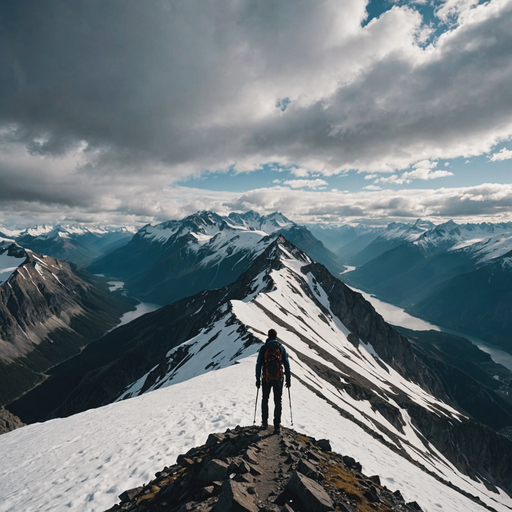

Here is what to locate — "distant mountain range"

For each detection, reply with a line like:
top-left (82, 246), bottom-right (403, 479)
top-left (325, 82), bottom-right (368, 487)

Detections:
top-left (0, 240), bottom-right (133, 406)
top-left (88, 211), bottom-right (343, 305)
top-left (314, 219), bottom-right (512, 350)
top-left (11, 225), bottom-right (136, 267)
top-left (7, 236), bottom-right (512, 511)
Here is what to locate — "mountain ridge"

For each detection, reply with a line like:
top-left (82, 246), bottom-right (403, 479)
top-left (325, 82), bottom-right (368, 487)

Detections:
top-left (8, 235), bottom-right (512, 510)
top-left (0, 241), bottom-right (134, 405)
top-left (88, 210), bottom-right (343, 305)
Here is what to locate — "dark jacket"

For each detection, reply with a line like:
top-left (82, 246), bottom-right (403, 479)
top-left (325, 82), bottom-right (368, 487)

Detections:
top-left (256, 339), bottom-right (291, 381)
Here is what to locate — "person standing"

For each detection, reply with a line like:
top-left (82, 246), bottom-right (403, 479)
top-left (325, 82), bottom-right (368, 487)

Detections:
top-left (255, 328), bottom-right (291, 434)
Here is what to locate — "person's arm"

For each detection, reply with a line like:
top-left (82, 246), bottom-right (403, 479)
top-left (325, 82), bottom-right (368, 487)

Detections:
top-left (281, 346), bottom-right (291, 385)
top-left (255, 346), bottom-right (264, 382)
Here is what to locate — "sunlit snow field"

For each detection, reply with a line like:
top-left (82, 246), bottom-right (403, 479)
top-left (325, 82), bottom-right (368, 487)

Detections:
top-left (0, 357), bottom-right (506, 512)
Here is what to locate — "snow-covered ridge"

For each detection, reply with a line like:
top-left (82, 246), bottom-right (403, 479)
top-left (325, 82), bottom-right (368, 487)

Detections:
top-left (2, 238), bottom-right (511, 512)
top-left (111, 239), bottom-right (509, 511)
top-left (16, 224), bottom-right (137, 240)
top-left (138, 210), bottom-right (294, 246)
top-left (414, 221), bottom-right (512, 263)
top-left (379, 219), bottom-right (435, 242)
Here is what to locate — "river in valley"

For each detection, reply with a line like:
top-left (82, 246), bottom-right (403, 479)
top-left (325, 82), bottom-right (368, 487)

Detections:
top-left (347, 284), bottom-right (512, 372)
top-left (107, 280), bottom-right (161, 326)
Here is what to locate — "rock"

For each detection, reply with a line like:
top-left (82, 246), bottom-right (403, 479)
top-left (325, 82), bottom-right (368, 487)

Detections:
top-left (244, 447), bottom-right (259, 465)
top-left (364, 486), bottom-right (380, 503)
top-left (335, 502), bottom-right (354, 512)
top-left (118, 486), bottom-right (143, 503)
top-left (237, 460), bottom-right (252, 474)
top-left (202, 486), bottom-right (215, 499)
top-left (0, 407), bottom-right (25, 435)
top-left (317, 439), bottom-right (331, 452)
top-left (247, 463), bottom-right (262, 476)
top-left (285, 471), bottom-right (334, 512)
top-left (407, 501), bottom-right (423, 510)
top-left (305, 450), bottom-right (321, 462)
top-left (216, 480), bottom-right (258, 512)
top-left (206, 433), bottom-right (225, 447)
top-left (368, 475), bottom-right (381, 486)
top-left (394, 490), bottom-right (404, 501)
top-left (298, 459), bottom-right (323, 481)
top-left (199, 459), bottom-right (230, 484)
top-left (178, 457), bottom-right (195, 467)
top-left (342, 456), bottom-right (362, 472)
top-left (178, 503), bottom-right (198, 512)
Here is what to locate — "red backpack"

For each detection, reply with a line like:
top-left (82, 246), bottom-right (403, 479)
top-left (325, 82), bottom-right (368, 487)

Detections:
top-left (263, 346), bottom-right (283, 380)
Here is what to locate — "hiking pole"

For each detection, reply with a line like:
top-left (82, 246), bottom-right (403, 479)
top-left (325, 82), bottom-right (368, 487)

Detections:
top-left (288, 387), bottom-right (294, 427)
top-left (253, 387), bottom-right (259, 425)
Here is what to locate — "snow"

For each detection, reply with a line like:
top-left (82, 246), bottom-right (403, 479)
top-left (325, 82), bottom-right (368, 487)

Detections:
top-left (0, 357), bottom-right (507, 512)
top-left (2, 240), bottom-right (511, 512)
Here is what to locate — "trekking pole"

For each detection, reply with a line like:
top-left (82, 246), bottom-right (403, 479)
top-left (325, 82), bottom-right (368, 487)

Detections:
top-left (253, 387), bottom-right (259, 425)
top-left (288, 387), bottom-right (294, 427)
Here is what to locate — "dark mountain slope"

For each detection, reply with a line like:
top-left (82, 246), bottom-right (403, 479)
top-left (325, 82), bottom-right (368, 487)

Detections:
top-left (88, 211), bottom-right (344, 305)
top-left (0, 242), bottom-right (133, 405)
top-left (410, 255), bottom-right (512, 349)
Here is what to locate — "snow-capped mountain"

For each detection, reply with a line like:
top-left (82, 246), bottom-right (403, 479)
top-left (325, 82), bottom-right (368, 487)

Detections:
top-left (344, 219), bottom-right (436, 266)
top-left (15, 225), bottom-right (136, 267)
top-left (0, 241), bottom-right (133, 406)
top-left (414, 221), bottom-right (512, 259)
top-left (89, 210), bottom-right (343, 305)
top-left (307, 222), bottom-right (384, 259)
top-left (2, 236), bottom-right (512, 512)
top-left (343, 220), bottom-right (512, 347)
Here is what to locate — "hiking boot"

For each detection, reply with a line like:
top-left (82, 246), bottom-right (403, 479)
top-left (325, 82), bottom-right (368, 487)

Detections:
top-left (274, 425), bottom-right (280, 434)
top-left (261, 421), bottom-right (268, 429)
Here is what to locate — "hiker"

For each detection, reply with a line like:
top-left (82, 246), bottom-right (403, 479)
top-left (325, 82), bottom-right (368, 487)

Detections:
top-left (255, 328), bottom-right (291, 433)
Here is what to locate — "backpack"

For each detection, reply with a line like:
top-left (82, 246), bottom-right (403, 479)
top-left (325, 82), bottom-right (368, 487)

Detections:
top-left (263, 345), bottom-right (283, 380)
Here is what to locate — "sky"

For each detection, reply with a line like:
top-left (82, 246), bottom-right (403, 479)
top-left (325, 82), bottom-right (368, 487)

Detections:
top-left (1, 0), bottom-right (512, 228)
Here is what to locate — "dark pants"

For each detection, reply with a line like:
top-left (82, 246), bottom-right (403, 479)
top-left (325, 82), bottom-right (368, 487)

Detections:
top-left (261, 378), bottom-right (283, 426)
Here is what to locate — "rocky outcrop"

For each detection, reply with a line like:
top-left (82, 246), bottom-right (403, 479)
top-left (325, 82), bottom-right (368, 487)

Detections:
top-left (0, 242), bottom-right (133, 408)
top-left (106, 426), bottom-right (426, 512)
top-left (0, 406), bottom-right (24, 434)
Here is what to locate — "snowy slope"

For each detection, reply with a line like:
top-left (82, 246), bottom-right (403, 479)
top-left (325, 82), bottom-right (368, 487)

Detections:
top-left (379, 219), bottom-right (435, 242)
top-left (6, 238), bottom-right (510, 511)
top-left (0, 357), bottom-right (508, 512)
top-left (15, 225), bottom-right (136, 267)
top-left (414, 221), bottom-right (512, 262)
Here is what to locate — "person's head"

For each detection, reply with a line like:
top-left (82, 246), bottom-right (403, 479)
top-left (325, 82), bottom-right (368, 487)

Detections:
top-left (268, 328), bottom-right (277, 340)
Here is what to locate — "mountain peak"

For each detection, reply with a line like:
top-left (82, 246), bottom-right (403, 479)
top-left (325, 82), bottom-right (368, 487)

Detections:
top-left (108, 426), bottom-right (424, 512)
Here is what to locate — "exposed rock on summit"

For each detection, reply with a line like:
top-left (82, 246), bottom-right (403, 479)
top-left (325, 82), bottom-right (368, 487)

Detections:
top-left (107, 426), bottom-right (425, 512)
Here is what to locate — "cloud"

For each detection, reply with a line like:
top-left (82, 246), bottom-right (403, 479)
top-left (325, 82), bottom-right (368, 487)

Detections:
top-left (490, 148), bottom-right (512, 161)
top-left (1, 0), bottom-right (512, 225)
top-left (223, 183), bottom-right (512, 225)
top-left (401, 160), bottom-right (454, 181)
top-left (282, 179), bottom-right (328, 189)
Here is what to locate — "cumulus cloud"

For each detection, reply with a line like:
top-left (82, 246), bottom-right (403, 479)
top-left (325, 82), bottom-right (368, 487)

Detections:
top-left (401, 160), bottom-right (454, 181)
top-left (1, 0), bottom-right (512, 225)
top-left (223, 183), bottom-right (512, 225)
top-left (282, 179), bottom-right (328, 189)
top-left (490, 148), bottom-right (512, 161)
